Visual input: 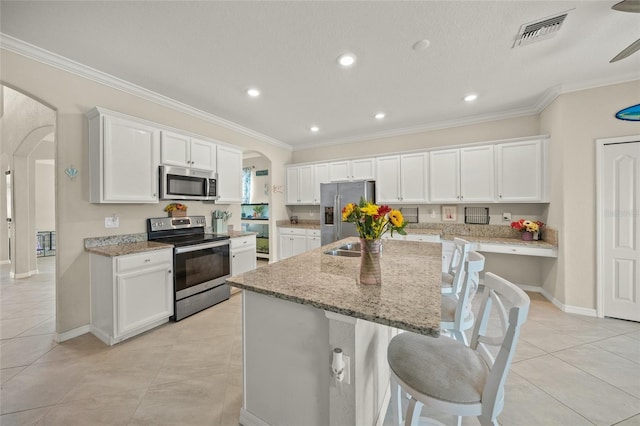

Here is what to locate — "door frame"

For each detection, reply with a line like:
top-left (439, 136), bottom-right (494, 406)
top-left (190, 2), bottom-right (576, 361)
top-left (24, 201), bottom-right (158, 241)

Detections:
top-left (595, 134), bottom-right (640, 318)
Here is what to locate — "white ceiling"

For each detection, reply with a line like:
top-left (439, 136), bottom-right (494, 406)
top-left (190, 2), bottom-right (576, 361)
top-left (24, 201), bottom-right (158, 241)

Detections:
top-left (1, 1), bottom-right (639, 150)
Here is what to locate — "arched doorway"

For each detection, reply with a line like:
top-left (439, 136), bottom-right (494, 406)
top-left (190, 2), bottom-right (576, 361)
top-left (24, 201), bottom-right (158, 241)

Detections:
top-left (242, 150), bottom-right (272, 264)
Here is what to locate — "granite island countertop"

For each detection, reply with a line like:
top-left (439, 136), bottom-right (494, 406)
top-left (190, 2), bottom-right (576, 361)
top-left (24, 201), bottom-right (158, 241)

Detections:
top-left (227, 237), bottom-right (442, 336)
top-left (85, 241), bottom-right (173, 257)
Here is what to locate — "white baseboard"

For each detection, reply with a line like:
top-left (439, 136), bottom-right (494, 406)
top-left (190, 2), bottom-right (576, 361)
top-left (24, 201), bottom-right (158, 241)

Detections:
top-left (10, 269), bottom-right (39, 279)
top-left (239, 408), bottom-right (271, 426)
top-left (516, 284), bottom-right (597, 317)
top-left (56, 325), bottom-right (90, 343)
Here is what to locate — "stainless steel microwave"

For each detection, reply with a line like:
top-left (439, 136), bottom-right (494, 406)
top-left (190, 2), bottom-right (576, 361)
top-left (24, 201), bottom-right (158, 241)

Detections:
top-left (159, 165), bottom-right (218, 201)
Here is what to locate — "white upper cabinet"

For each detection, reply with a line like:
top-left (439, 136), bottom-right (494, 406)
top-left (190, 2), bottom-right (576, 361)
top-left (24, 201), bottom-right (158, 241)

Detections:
top-left (161, 131), bottom-right (216, 172)
top-left (459, 145), bottom-right (494, 202)
top-left (496, 139), bottom-right (546, 202)
top-left (313, 163), bottom-right (330, 204)
top-left (376, 153), bottom-right (428, 203)
top-left (217, 145), bottom-right (243, 203)
top-left (429, 149), bottom-right (460, 203)
top-left (287, 163), bottom-right (330, 205)
top-left (329, 158), bottom-right (375, 181)
top-left (87, 108), bottom-right (160, 203)
top-left (429, 146), bottom-right (494, 203)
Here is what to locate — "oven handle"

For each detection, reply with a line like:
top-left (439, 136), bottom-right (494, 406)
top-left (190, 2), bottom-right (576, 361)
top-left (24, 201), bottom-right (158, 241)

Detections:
top-left (174, 240), bottom-right (230, 254)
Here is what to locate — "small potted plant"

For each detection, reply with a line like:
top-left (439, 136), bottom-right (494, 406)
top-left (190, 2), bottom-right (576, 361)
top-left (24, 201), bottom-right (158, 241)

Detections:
top-left (253, 205), bottom-right (265, 219)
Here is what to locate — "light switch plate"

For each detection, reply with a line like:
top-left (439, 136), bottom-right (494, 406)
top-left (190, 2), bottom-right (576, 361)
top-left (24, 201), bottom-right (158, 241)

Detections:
top-left (502, 212), bottom-right (512, 222)
top-left (105, 216), bottom-right (119, 228)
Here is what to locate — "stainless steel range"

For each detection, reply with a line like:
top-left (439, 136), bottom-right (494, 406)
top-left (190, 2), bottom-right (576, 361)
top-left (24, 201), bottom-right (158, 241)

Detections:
top-left (147, 216), bottom-right (231, 321)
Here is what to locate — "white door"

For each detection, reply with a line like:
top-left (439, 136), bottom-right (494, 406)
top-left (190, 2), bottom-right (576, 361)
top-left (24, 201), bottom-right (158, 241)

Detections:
top-left (429, 149), bottom-right (459, 202)
top-left (400, 153), bottom-right (428, 203)
top-left (217, 145), bottom-right (243, 203)
top-left (495, 140), bottom-right (543, 202)
top-left (460, 145), bottom-right (494, 202)
top-left (603, 141), bottom-right (640, 321)
top-left (190, 138), bottom-right (216, 171)
top-left (376, 156), bottom-right (401, 203)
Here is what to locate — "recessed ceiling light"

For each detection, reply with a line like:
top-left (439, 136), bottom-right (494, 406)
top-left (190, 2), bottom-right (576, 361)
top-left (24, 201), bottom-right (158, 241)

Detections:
top-left (412, 39), bottom-right (431, 51)
top-left (374, 112), bottom-right (386, 120)
top-left (247, 88), bottom-right (261, 97)
top-left (310, 126), bottom-right (319, 133)
top-left (337, 53), bottom-right (357, 67)
top-left (464, 94), bottom-right (478, 102)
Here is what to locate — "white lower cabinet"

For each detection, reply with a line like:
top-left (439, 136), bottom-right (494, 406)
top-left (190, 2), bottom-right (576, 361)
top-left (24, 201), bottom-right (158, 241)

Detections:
top-left (90, 248), bottom-right (173, 345)
top-left (278, 228), bottom-right (321, 260)
top-left (231, 235), bottom-right (257, 294)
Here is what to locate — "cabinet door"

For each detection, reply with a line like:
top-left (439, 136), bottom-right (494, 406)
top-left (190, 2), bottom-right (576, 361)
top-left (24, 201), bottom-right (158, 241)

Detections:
top-left (292, 235), bottom-right (308, 256)
top-left (351, 158), bottom-right (376, 180)
top-left (232, 247), bottom-right (257, 275)
top-left (307, 235), bottom-right (322, 250)
top-left (161, 131), bottom-right (190, 167)
top-left (115, 263), bottom-right (173, 337)
top-left (190, 138), bottom-right (217, 172)
top-left (496, 140), bottom-right (543, 202)
top-left (400, 153), bottom-right (428, 203)
top-left (297, 165), bottom-right (315, 204)
top-left (103, 116), bottom-right (160, 203)
top-left (460, 145), bottom-right (494, 202)
top-left (329, 161), bottom-right (351, 181)
top-left (376, 156), bottom-right (401, 203)
top-left (286, 166), bottom-right (300, 204)
top-left (313, 163), bottom-right (330, 204)
top-left (279, 233), bottom-right (293, 260)
top-left (217, 145), bottom-right (243, 203)
top-left (429, 149), bottom-right (460, 203)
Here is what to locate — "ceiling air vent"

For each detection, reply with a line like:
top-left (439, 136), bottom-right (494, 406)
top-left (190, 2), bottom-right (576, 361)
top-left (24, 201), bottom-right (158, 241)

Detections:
top-left (513, 12), bottom-right (569, 48)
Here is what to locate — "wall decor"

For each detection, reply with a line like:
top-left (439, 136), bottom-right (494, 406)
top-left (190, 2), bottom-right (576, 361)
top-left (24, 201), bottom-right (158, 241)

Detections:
top-left (615, 103), bottom-right (640, 121)
top-left (442, 205), bottom-right (457, 222)
top-left (64, 166), bottom-right (79, 180)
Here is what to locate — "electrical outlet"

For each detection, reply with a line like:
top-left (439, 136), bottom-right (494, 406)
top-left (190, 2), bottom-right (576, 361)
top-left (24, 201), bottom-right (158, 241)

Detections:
top-left (502, 212), bottom-right (512, 222)
top-left (105, 216), bottom-right (119, 228)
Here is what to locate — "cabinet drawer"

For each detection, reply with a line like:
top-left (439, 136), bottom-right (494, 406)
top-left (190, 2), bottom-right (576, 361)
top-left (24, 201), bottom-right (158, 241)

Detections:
top-left (307, 229), bottom-right (320, 237)
top-left (116, 249), bottom-right (172, 274)
top-left (279, 227), bottom-right (308, 236)
top-left (231, 235), bottom-right (257, 249)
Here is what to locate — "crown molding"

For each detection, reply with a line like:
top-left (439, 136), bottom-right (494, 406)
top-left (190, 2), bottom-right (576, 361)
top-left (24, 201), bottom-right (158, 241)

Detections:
top-left (0, 34), bottom-right (292, 151)
top-left (292, 104), bottom-right (541, 151)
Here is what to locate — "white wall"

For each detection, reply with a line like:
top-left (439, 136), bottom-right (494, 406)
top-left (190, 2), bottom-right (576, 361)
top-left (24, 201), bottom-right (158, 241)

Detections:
top-left (540, 79), bottom-right (640, 310)
top-left (1, 48), bottom-right (293, 335)
top-left (35, 160), bottom-right (55, 231)
top-left (242, 155), bottom-right (270, 204)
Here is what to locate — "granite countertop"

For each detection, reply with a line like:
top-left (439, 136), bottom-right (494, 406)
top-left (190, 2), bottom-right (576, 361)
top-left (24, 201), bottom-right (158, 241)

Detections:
top-left (440, 235), bottom-right (556, 248)
top-left (276, 220), bottom-right (321, 229)
top-left (213, 231), bottom-right (258, 238)
top-left (227, 237), bottom-right (442, 336)
top-left (85, 241), bottom-right (173, 257)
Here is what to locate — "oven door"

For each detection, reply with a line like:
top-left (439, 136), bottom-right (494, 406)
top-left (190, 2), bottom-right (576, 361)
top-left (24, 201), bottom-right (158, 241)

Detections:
top-left (174, 240), bottom-right (231, 300)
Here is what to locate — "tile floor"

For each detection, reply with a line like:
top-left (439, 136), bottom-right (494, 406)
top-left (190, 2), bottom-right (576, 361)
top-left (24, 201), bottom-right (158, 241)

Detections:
top-left (1, 257), bottom-right (640, 425)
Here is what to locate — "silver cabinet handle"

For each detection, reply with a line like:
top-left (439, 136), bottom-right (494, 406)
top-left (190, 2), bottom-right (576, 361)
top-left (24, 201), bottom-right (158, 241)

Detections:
top-left (144, 259), bottom-right (151, 262)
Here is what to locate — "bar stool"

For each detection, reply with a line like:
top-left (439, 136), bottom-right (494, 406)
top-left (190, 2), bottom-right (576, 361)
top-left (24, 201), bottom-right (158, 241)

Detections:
top-left (441, 238), bottom-right (472, 296)
top-left (388, 273), bottom-right (531, 426)
top-left (440, 251), bottom-right (485, 345)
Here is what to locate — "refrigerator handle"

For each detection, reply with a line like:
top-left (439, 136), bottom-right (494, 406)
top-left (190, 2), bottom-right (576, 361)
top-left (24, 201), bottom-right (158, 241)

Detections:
top-left (335, 194), bottom-right (340, 242)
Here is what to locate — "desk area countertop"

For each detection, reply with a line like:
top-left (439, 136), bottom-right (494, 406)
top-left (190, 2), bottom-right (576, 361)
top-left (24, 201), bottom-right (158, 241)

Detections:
top-left (227, 237), bottom-right (442, 336)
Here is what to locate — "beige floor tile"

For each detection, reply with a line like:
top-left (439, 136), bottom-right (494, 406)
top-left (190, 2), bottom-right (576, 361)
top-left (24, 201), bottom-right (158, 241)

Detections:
top-left (37, 388), bottom-right (145, 426)
top-left (219, 383), bottom-right (242, 426)
top-left (553, 344), bottom-right (640, 398)
top-left (628, 331), bottom-right (640, 342)
top-left (129, 375), bottom-right (228, 426)
top-left (519, 320), bottom-right (590, 352)
top-left (0, 366), bottom-right (25, 385)
top-left (591, 334), bottom-right (640, 365)
top-left (35, 332), bottom-right (109, 364)
top-left (498, 371), bottom-right (594, 425)
top-left (616, 413), bottom-right (640, 425)
top-left (0, 334), bottom-right (57, 369)
top-left (0, 358), bottom-right (90, 414)
top-left (512, 339), bottom-right (547, 362)
top-left (18, 316), bottom-right (56, 337)
top-left (0, 315), bottom-right (53, 339)
top-left (512, 355), bottom-right (640, 425)
top-left (152, 365), bottom-right (230, 387)
top-left (0, 407), bottom-right (50, 426)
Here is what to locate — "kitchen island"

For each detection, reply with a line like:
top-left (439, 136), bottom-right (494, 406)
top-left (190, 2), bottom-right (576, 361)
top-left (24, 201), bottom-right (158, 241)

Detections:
top-left (227, 237), bottom-right (442, 426)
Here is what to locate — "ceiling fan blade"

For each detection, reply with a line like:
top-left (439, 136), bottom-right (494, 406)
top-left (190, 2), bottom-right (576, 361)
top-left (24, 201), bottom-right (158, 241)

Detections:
top-left (611, 38), bottom-right (640, 62)
top-left (612, 0), bottom-right (640, 12)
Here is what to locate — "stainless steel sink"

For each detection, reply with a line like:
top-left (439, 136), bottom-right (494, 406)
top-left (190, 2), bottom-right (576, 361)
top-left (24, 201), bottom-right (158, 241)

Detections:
top-left (323, 249), bottom-right (361, 257)
top-left (337, 242), bottom-right (361, 252)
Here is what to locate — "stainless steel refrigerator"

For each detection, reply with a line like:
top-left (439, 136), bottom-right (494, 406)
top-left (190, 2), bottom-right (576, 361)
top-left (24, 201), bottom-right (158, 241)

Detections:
top-left (320, 180), bottom-right (375, 246)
